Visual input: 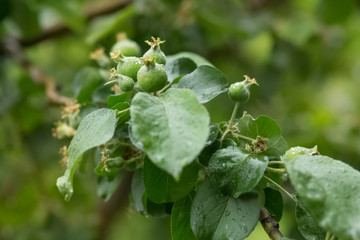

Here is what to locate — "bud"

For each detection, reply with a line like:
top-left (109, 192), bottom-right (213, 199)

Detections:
top-left (228, 75), bottom-right (258, 103)
top-left (52, 122), bottom-right (76, 139)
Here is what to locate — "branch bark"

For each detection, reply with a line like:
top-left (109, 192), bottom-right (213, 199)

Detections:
top-left (20, 0), bottom-right (133, 47)
top-left (260, 207), bottom-right (284, 240)
top-left (94, 171), bottom-right (133, 240)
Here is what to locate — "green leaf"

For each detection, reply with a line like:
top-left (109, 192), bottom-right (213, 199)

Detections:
top-left (284, 146), bottom-right (319, 161)
top-left (167, 52), bottom-right (214, 67)
top-left (107, 93), bottom-right (130, 109)
top-left (165, 57), bottom-right (197, 83)
top-left (206, 123), bottom-right (220, 146)
top-left (190, 180), bottom-right (259, 240)
top-left (296, 198), bottom-right (326, 240)
top-left (97, 172), bottom-right (123, 201)
top-left (208, 146), bottom-right (268, 198)
top-left (264, 188), bottom-right (283, 222)
top-left (171, 196), bottom-right (196, 240)
top-left (73, 67), bottom-right (104, 103)
top-left (130, 89), bottom-right (210, 179)
top-left (146, 199), bottom-right (167, 217)
top-left (131, 170), bottom-right (147, 215)
top-left (177, 65), bottom-right (228, 103)
top-left (143, 158), bottom-right (198, 204)
top-left (56, 108), bottom-right (117, 201)
top-left (237, 114), bottom-right (288, 156)
top-left (112, 102), bottom-right (130, 125)
top-left (198, 124), bottom-right (220, 165)
top-left (92, 84), bottom-right (113, 104)
top-left (284, 155), bottom-right (360, 239)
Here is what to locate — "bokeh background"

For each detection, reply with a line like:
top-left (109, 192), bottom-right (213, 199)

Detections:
top-left (1, 0), bottom-right (360, 239)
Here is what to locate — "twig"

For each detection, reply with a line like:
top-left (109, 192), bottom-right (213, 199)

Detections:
top-left (260, 207), bottom-right (283, 240)
top-left (263, 175), bottom-right (296, 202)
top-left (20, 0), bottom-right (133, 47)
top-left (219, 102), bottom-right (240, 148)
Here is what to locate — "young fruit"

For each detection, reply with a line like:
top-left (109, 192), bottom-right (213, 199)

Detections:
top-left (143, 36), bottom-right (166, 65)
top-left (137, 57), bottom-right (168, 93)
top-left (118, 75), bottom-right (135, 92)
top-left (105, 73), bottom-right (135, 92)
top-left (228, 75), bottom-right (258, 103)
top-left (111, 33), bottom-right (141, 57)
top-left (111, 51), bottom-right (144, 81)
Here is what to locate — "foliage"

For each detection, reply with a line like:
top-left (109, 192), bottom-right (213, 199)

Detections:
top-left (51, 35), bottom-right (360, 240)
top-left (1, 0), bottom-right (360, 240)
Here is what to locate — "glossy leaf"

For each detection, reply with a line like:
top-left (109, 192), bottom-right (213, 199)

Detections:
top-left (208, 146), bottom-right (268, 198)
top-left (285, 155), bottom-right (360, 239)
top-left (165, 57), bottom-right (197, 83)
top-left (198, 124), bottom-right (220, 165)
top-left (167, 52), bottom-right (214, 67)
top-left (178, 65), bottom-right (228, 103)
top-left (296, 198), bottom-right (326, 240)
top-left (206, 123), bottom-right (220, 146)
top-left (171, 196), bottom-right (196, 240)
top-left (143, 158), bottom-right (198, 204)
top-left (56, 108), bottom-right (117, 201)
top-left (73, 67), bottom-right (104, 103)
top-left (264, 188), bottom-right (283, 222)
top-left (190, 180), bottom-right (259, 240)
top-left (237, 114), bottom-right (288, 156)
top-left (198, 140), bottom-right (220, 166)
top-left (130, 89), bottom-right (210, 179)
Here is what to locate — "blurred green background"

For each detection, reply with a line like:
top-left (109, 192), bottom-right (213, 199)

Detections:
top-left (1, 0), bottom-right (360, 239)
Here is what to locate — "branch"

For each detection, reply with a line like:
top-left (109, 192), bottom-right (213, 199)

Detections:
top-left (94, 171), bottom-right (133, 240)
top-left (20, 0), bottom-right (133, 47)
top-left (260, 207), bottom-right (284, 240)
top-left (0, 36), bottom-right (72, 106)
